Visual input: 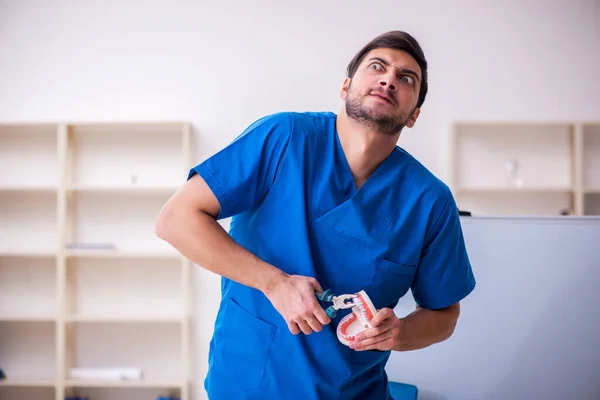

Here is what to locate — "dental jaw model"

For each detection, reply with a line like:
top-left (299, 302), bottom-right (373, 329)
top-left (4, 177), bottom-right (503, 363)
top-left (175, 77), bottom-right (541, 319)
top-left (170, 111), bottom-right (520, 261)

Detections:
top-left (315, 289), bottom-right (377, 347)
top-left (336, 290), bottom-right (377, 346)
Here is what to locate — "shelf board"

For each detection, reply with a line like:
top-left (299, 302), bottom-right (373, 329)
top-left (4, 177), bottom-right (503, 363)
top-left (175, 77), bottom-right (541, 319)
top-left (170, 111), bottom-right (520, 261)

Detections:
top-left (65, 379), bottom-right (182, 388)
top-left (455, 187), bottom-right (573, 194)
top-left (453, 121), bottom-right (576, 127)
top-left (67, 185), bottom-right (179, 195)
top-left (65, 250), bottom-right (181, 260)
top-left (584, 188), bottom-right (600, 194)
top-left (67, 121), bottom-right (187, 128)
top-left (0, 378), bottom-right (56, 387)
top-left (0, 316), bottom-right (56, 322)
top-left (0, 122), bottom-right (59, 127)
top-left (66, 315), bottom-right (184, 323)
top-left (0, 186), bottom-right (56, 193)
top-left (0, 251), bottom-right (56, 258)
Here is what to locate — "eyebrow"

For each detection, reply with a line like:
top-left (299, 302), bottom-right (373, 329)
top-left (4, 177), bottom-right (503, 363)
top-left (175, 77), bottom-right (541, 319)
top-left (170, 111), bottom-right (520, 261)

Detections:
top-left (367, 57), bottom-right (421, 82)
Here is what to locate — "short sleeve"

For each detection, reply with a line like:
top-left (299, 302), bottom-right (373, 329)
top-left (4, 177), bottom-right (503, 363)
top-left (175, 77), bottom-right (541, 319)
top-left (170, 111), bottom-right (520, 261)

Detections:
top-left (411, 192), bottom-right (476, 310)
top-left (187, 112), bottom-right (293, 220)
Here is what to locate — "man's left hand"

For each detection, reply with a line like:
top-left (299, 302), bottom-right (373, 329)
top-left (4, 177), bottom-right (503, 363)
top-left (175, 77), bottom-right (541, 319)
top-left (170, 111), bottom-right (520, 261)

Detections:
top-left (348, 308), bottom-right (403, 351)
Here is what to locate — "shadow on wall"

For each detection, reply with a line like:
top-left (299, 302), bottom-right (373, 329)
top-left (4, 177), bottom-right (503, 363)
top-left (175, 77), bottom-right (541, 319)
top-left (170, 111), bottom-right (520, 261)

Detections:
top-left (483, 263), bottom-right (600, 400)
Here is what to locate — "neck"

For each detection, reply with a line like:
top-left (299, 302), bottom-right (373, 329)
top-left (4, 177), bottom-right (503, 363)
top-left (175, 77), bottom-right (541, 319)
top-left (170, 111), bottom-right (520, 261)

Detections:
top-left (335, 107), bottom-right (400, 189)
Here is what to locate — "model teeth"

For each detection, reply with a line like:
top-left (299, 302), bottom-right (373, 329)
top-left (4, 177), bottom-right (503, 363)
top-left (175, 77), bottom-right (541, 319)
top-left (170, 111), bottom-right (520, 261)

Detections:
top-left (336, 291), bottom-right (376, 346)
top-left (357, 299), bottom-right (370, 320)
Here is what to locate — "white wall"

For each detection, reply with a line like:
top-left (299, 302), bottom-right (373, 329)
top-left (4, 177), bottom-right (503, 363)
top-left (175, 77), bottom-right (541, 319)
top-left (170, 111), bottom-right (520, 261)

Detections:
top-left (1, 1), bottom-right (599, 399)
top-left (389, 216), bottom-right (600, 400)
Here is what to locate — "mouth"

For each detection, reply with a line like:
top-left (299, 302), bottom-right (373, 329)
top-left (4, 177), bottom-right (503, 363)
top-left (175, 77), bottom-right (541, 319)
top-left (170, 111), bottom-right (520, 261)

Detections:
top-left (369, 92), bottom-right (394, 105)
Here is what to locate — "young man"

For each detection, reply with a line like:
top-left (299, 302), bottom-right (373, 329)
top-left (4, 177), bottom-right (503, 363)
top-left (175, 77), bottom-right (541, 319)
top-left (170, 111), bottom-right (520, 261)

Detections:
top-left (156, 30), bottom-right (476, 399)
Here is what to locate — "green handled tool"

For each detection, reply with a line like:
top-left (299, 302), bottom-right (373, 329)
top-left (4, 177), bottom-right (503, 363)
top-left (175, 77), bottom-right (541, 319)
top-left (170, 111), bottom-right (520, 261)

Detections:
top-left (315, 289), bottom-right (356, 318)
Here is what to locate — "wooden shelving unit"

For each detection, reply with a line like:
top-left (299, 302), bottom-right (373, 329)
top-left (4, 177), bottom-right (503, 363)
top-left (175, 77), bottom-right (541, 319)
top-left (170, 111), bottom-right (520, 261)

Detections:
top-left (0, 122), bottom-right (193, 400)
top-left (582, 124), bottom-right (600, 216)
top-left (450, 122), bottom-right (600, 216)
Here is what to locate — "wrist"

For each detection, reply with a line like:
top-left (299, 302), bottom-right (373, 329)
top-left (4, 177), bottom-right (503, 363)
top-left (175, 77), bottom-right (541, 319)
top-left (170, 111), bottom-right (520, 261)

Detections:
top-left (257, 263), bottom-right (287, 296)
top-left (393, 317), bottom-right (408, 351)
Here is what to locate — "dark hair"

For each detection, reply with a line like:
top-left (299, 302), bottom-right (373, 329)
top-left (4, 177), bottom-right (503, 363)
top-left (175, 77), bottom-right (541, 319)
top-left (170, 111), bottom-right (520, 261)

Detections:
top-left (346, 31), bottom-right (428, 108)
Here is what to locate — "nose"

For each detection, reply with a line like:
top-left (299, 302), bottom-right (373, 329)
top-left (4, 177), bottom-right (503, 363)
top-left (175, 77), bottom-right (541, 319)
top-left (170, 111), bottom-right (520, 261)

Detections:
top-left (379, 74), bottom-right (397, 92)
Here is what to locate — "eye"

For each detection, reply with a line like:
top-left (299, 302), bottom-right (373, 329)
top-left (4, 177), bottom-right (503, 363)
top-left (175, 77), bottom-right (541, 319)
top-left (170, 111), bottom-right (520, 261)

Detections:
top-left (401, 75), bottom-right (415, 85)
top-left (368, 62), bottom-right (384, 71)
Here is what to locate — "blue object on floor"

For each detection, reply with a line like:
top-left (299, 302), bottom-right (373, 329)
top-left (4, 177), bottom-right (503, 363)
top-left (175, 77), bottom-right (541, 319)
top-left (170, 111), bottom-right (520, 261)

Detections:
top-left (389, 381), bottom-right (418, 400)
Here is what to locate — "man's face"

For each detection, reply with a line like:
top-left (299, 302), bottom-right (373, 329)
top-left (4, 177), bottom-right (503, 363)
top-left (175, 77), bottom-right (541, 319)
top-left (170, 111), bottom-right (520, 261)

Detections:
top-left (341, 48), bottom-right (422, 136)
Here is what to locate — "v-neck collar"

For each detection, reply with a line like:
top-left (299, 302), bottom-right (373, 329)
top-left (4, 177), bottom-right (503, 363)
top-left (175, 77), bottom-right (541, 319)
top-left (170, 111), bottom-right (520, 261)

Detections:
top-left (314, 130), bottom-right (400, 246)
top-left (333, 127), bottom-right (396, 199)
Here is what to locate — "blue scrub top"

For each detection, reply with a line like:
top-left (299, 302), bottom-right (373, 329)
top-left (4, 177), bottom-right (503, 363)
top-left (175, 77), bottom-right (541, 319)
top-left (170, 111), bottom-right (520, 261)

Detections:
top-left (188, 111), bottom-right (476, 399)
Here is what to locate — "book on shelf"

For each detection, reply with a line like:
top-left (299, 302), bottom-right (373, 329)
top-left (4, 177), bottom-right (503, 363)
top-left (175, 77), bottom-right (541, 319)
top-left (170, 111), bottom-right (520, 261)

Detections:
top-left (66, 243), bottom-right (116, 251)
top-left (69, 367), bottom-right (143, 381)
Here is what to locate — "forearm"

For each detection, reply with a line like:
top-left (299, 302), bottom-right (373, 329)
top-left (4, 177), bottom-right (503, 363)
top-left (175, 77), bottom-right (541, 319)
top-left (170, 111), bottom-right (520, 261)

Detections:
top-left (393, 304), bottom-right (459, 351)
top-left (156, 206), bottom-right (284, 293)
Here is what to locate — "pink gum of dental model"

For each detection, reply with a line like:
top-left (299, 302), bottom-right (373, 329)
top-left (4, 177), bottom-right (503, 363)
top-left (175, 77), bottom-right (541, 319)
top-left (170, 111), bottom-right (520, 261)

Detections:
top-left (336, 290), bottom-right (377, 346)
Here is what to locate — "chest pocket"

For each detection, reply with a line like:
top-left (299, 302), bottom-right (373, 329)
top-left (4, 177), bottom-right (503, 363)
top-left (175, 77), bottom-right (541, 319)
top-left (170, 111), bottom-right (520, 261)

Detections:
top-left (314, 197), bottom-right (394, 248)
top-left (366, 258), bottom-right (417, 309)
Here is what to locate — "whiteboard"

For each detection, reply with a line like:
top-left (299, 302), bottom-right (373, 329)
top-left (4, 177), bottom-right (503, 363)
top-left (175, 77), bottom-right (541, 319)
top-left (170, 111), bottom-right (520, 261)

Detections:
top-left (387, 216), bottom-right (600, 400)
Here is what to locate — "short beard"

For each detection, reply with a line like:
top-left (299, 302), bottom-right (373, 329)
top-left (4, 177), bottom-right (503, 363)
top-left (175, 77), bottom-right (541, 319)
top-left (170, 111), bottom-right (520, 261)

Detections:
top-left (345, 91), bottom-right (412, 136)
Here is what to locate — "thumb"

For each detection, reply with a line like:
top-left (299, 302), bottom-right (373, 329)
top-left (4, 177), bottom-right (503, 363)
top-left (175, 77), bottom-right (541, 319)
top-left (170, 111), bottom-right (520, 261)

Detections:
top-left (370, 308), bottom-right (391, 327)
top-left (309, 277), bottom-right (323, 293)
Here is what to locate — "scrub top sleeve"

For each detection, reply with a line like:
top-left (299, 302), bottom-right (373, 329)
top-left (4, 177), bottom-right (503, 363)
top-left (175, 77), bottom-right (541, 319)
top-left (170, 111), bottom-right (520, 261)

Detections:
top-left (187, 112), bottom-right (294, 220)
top-left (411, 192), bottom-right (476, 310)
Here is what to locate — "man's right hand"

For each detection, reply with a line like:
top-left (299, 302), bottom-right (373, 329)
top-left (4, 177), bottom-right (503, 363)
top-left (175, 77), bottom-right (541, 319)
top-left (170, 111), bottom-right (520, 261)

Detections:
top-left (156, 175), bottom-right (331, 335)
top-left (263, 273), bottom-right (331, 335)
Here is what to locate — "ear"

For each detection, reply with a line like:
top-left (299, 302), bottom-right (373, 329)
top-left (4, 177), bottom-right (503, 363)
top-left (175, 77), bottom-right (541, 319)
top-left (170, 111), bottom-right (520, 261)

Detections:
top-left (405, 107), bottom-right (420, 128)
top-left (340, 77), bottom-right (351, 101)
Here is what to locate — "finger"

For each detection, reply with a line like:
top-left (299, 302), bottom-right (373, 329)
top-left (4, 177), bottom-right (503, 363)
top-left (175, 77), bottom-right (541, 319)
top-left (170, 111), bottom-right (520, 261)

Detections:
top-left (354, 340), bottom-right (394, 351)
top-left (352, 316), bottom-right (396, 341)
top-left (313, 306), bottom-right (331, 325)
top-left (370, 308), bottom-right (394, 327)
top-left (296, 319), bottom-right (313, 335)
top-left (351, 329), bottom-right (394, 350)
top-left (354, 324), bottom-right (387, 341)
top-left (305, 315), bottom-right (323, 332)
top-left (288, 321), bottom-right (301, 335)
top-left (308, 277), bottom-right (323, 293)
